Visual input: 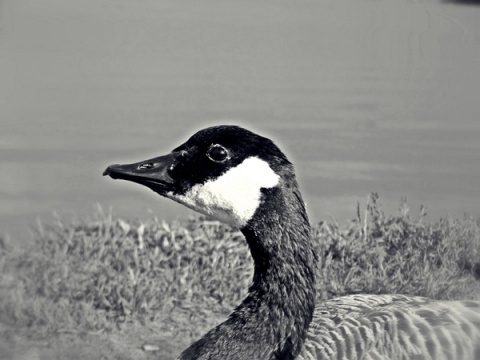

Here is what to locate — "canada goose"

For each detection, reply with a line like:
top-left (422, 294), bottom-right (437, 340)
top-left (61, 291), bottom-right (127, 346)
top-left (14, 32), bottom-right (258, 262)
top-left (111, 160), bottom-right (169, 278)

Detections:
top-left (104, 125), bottom-right (480, 360)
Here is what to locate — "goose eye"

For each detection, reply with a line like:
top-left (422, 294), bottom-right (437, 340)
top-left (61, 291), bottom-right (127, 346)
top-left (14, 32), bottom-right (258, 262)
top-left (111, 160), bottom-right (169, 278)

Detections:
top-left (207, 144), bottom-right (230, 163)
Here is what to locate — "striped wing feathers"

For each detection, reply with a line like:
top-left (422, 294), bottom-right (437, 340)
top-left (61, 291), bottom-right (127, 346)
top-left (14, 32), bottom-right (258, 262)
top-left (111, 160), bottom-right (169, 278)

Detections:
top-left (299, 295), bottom-right (480, 360)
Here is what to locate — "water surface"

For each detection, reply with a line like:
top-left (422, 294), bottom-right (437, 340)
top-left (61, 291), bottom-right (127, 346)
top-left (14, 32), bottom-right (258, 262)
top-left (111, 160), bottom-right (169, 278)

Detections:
top-left (1, 0), bottom-right (479, 243)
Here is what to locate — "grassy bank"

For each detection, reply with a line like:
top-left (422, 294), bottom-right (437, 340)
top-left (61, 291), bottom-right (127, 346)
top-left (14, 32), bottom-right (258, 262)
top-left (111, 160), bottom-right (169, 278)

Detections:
top-left (0, 194), bottom-right (479, 358)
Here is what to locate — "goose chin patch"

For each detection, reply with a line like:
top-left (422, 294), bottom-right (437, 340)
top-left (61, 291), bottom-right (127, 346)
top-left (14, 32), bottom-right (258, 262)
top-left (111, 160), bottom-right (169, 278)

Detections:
top-left (167, 157), bottom-right (279, 228)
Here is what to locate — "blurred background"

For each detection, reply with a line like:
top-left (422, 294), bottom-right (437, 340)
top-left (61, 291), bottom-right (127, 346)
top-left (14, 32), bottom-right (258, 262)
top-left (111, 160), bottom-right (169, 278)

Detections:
top-left (1, 0), bottom-right (479, 244)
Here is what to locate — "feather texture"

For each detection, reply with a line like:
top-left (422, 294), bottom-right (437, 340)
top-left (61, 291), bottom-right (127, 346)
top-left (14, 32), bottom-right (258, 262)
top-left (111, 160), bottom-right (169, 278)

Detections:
top-left (300, 295), bottom-right (480, 360)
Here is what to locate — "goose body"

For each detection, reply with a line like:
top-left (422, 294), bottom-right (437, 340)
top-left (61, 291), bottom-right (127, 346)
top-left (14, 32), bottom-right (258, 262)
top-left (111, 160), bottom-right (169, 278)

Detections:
top-left (104, 125), bottom-right (480, 360)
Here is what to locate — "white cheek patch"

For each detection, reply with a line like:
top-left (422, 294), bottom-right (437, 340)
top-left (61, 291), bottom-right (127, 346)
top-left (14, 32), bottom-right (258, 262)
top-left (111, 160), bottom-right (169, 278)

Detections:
top-left (166, 157), bottom-right (279, 228)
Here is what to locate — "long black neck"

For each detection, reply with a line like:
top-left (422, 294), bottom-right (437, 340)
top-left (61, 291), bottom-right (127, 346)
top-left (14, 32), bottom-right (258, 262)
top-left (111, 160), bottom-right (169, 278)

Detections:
top-left (242, 184), bottom-right (316, 358)
top-left (179, 183), bottom-right (317, 360)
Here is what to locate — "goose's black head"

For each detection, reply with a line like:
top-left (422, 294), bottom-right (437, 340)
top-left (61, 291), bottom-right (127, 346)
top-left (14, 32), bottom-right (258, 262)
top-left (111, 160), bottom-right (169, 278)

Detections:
top-left (103, 125), bottom-right (297, 228)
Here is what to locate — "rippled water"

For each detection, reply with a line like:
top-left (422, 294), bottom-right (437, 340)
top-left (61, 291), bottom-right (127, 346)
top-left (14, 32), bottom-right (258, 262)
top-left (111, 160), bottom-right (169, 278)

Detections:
top-left (1, 0), bottom-right (479, 243)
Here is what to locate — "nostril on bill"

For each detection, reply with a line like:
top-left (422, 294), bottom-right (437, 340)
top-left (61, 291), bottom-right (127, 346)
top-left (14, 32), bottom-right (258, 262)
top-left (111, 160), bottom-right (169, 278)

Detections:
top-left (137, 163), bottom-right (154, 170)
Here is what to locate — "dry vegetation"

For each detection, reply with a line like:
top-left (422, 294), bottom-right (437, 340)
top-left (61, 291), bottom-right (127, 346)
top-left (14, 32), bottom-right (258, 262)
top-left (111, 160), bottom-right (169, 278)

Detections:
top-left (0, 194), bottom-right (479, 359)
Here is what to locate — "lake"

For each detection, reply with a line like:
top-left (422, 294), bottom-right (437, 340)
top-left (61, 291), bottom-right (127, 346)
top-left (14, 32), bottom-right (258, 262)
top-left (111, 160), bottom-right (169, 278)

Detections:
top-left (1, 0), bottom-right (479, 244)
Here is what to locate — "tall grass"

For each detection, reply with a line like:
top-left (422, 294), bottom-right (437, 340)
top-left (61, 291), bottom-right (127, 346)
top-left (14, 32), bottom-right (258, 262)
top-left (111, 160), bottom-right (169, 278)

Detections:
top-left (0, 195), bottom-right (479, 336)
top-left (315, 194), bottom-right (480, 300)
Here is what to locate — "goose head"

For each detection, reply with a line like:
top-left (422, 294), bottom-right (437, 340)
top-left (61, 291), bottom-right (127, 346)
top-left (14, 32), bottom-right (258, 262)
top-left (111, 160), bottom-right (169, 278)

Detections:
top-left (104, 125), bottom-right (316, 359)
top-left (103, 125), bottom-right (301, 230)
